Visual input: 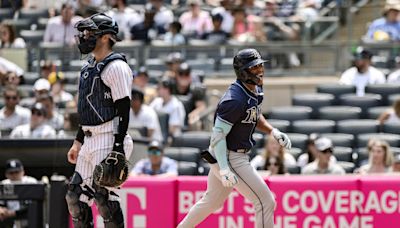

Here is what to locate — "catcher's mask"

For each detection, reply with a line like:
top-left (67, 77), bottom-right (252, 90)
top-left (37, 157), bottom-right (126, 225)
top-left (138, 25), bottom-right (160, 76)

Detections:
top-left (233, 48), bottom-right (268, 86)
top-left (74, 13), bottom-right (120, 54)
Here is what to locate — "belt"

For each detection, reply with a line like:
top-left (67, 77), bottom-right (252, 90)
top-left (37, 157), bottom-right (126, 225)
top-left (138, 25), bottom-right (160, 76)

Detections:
top-left (234, 149), bottom-right (250, 153)
top-left (84, 130), bottom-right (92, 137)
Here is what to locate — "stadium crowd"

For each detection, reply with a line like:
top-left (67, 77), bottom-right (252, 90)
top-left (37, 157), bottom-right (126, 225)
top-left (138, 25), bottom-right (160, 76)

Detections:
top-left (0, 0), bottom-right (399, 180)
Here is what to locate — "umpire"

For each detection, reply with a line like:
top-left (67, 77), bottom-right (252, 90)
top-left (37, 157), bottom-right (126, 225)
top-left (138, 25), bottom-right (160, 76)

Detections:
top-left (65, 13), bottom-right (133, 227)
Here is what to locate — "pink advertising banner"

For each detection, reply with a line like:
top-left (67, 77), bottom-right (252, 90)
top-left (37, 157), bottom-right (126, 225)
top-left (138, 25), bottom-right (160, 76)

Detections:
top-left (91, 177), bottom-right (176, 228)
top-left (70, 175), bottom-right (400, 228)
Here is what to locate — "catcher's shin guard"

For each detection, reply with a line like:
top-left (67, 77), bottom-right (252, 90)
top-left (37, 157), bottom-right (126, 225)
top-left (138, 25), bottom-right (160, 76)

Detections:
top-left (94, 186), bottom-right (124, 228)
top-left (65, 172), bottom-right (94, 228)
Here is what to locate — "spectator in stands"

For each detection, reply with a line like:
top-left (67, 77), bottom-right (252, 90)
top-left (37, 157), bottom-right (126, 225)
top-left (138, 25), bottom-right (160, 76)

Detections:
top-left (0, 159), bottom-right (37, 228)
top-left (364, 1), bottom-right (400, 42)
top-left (355, 138), bottom-right (393, 174)
top-left (10, 102), bottom-right (56, 138)
top-left (378, 98), bottom-right (400, 125)
top-left (132, 66), bottom-right (157, 104)
top-left (201, 13), bottom-right (230, 44)
top-left (264, 156), bottom-right (286, 175)
top-left (239, 0), bottom-right (265, 16)
top-left (163, 21), bottom-right (186, 45)
top-left (231, 7), bottom-right (266, 43)
top-left (179, 0), bottom-right (213, 39)
top-left (339, 47), bottom-right (386, 96)
top-left (43, 3), bottom-right (82, 45)
top-left (33, 78), bottom-right (51, 100)
top-left (162, 52), bottom-right (184, 79)
top-left (211, 0), bottom-right (234, 33)
top-left (129, 86), bottom-right (163, 142)
top-left (37, 93), bottom-right (64, 131)
top-left (391, 154), bottom-right (400, 172)
top-left (147, 0), bottom-right (174, 30)
top-left (302, 137), bottom-right (345, 175)
top-left (48, 71), bottom-right (74, 108)
top-left (39, 60), bottom-right (55, 80)
top-left (106, 0), bottom-right (142, 40)
top-left (0, 57), bottom-right (24, 86)
top-left (251, 134), bottom-right (296, 169)
top-left (0, 86), bottom-right (30, 134)
top-left (0, 23), bottom-right (26, 48)
top-left (150, 78), bottom-right (186, 137)
top-left (130, 140), bottom-right (178, 176)
top-left (172, 63), bottom-right (206, 129)
top-left (0, 0), bottom-right (24, 13)
top-left (387, 65), bottom-right (400, 83)
top-left (130, 5), bottom-right (166, 43)
top-left (297, 133), bottom-right (337, 168)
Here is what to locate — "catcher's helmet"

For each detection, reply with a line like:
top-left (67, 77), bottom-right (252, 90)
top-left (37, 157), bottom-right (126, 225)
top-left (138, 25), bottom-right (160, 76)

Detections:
top-left (233, 48), bottom-right (267, 85)
top-left (75, 13), bottom-right (119, 39)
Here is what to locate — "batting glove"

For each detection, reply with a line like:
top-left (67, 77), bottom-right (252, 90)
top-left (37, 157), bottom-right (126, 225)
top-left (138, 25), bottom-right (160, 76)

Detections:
top-left (271, 128), bottom-right (292, 149)
top-left (219, 169), bottom-right (238, 188)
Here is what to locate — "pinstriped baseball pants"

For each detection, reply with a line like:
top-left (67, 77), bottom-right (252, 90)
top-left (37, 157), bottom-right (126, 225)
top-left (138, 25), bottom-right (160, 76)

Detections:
top-left (178, 151), bottom-right (276, 228)
top-left (75, 133), bottom-right (133, 203)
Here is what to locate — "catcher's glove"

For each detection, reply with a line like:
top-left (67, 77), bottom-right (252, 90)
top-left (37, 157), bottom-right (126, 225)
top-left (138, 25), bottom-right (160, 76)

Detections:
top-left (93, 151), bottom-right (129, 187)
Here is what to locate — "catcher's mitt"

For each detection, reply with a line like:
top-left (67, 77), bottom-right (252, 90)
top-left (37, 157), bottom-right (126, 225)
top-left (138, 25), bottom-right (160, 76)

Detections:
top-left (93, 151), bottom-right (129, 187)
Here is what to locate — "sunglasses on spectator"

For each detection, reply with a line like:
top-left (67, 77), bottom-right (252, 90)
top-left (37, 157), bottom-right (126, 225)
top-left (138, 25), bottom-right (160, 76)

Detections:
top-left (320, 148), bottom-right (333, 154)
top-left (148, 149), bottom-right (162, 155)
top-left (5, 96), bottom-right (17, 100)
top-left (31, 110), bottom-right (44, 116)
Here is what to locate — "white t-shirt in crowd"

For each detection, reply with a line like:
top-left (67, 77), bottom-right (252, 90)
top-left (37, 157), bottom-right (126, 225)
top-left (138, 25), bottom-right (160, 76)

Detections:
top-left (339, 66), bottom-right (386, 96)
top-left (250, 153), bottom-right (296, 169)
top-left (0, 105), bottom-right (31, 130)
top-left (10, 123), bottom-right (56, 138)
top-left (129, 104), bottom-right (163, 142)
top-left (387, 69), bottom-right (400, 83)
top-left (106, 7), bottom-right (142, 40)
top-left (150, 96), bottom-right (186, 129)
top-left (297, 153), bottom-right (337, 168)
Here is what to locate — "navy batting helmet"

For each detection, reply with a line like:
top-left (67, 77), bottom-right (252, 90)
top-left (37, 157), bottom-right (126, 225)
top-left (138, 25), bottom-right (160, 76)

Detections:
top-left (75, 13), bottom-right (119, 38)
top-left (233, 48), bottom-right (267, 85)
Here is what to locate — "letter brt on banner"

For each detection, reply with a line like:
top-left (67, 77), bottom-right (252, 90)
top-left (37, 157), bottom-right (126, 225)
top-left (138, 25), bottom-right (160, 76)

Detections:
top-left (69, 175), bottom-right (400, 228)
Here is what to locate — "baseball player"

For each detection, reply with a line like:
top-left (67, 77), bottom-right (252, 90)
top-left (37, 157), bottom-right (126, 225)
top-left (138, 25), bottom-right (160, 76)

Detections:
top-left (65, 13), bottom-right (133, 228)
top-left (178, 49), bottom-right (292, 228)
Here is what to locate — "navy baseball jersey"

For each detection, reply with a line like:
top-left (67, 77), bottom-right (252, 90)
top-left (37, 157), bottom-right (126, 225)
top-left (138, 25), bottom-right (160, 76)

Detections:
top-left (78, 53), bottom-right (127, 126)
top-left (215, 79), bottom-right (263, 151)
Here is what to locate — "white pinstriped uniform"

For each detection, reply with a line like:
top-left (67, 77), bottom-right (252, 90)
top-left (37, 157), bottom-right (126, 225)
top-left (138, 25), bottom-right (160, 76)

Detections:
top-left (75, 59), bottom-right (134, 203)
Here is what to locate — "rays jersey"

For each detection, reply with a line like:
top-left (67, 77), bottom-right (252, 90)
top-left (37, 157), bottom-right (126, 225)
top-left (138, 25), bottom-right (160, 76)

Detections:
top-left (77, 53), bottom-right (127, 126)
top-left (215, 80), bottom-right (263, 151)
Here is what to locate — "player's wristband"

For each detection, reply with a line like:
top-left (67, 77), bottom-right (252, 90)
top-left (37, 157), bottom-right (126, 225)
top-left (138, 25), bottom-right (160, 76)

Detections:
top-left (75, 126), bottom-right (84, 144)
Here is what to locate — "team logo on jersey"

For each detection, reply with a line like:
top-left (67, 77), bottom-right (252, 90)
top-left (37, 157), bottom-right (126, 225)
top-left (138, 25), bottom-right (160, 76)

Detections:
top-left (83, 71), bottom-right (89, 79)
top-left (242, 106), bottom-right (258, 124)
top-left (104, 91), bottom-right (112, 99)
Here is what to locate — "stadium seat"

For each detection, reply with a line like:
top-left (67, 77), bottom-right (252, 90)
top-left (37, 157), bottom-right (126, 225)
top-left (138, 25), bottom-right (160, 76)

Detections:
top-left (337, 161), bottom-right (355, 173)
top-left (316, 84), bottom-right (356, 105)
top-left (197, 161), bottom-right (211, 176)
top-left (333, 147), bottom-right (353, 162)
top-left (321, 133), bottom-right (354, 148)
top-left (156, 111), bottom-right (169, 144)
top-left (318, 106), bottom-right (361, 121)
top-left (292, 93), bottom-right (334, 118)
top-left (20, 30), bottom-right (45, 47)
top-left (171, 131), bottom-right (211, 150)
top-left (286, 133), bottom-right (308, 151)
top-left (367, 106), bottom-right (390, 119)
top-left (388, 94), bottom-right (400, 105)
top-left (178, 162), bottom-right (198, 175)
top-left (287, 147), bottom-right (302, 160)
top-left (269, 106), bottom-right (312, 121)
top-left (365, 84), bottom-right (400, 106)
top-left (163, 147), bottom-right (200, 163)
top-left (145, 58), bottom-right (167, 71)
top-left (266, 119), bottom-right (290, 133)
top-left (383, 122), bottom-right (400, 134)
top-left (23, 72), bottom-right (39, 85)
top-left (186, 58), bottom-right (216, 73)
top-left (2, 19), bottom-right (32, 34)
top-left (0, 8), bottom-right (14, 21)
top-left (185, 41), bottom-right (222, 60)
top-left (357, 133), bottom-right (400, 148)
top-left (286, 165), bottom-right (301, 174)
top-left (218, 58), bottom-right (234, 73)
top-left (18, 8), bottom-right (49, 24)
top-left (339, 93), bottom-right (382, 118)
top-left (336, 119), bottom-right (379, 137)
top-left (69, 60), bottom-right (86, 71)
top-left (292, 120), bottom-right (335, 135)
